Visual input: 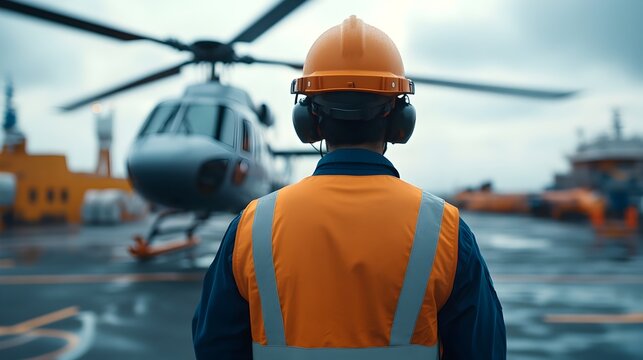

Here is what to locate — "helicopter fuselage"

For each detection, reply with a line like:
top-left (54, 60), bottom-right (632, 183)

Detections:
top-left (127, 82), bottom-right (280, 213)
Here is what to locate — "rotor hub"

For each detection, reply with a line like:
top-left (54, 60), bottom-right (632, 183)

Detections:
top-left (190, 40), bottom-right (235, 63)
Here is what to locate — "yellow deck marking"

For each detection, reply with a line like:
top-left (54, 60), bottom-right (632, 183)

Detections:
top-left (0, 306), bottom-right (79, 335)
top-left (494, 274), bottom-right (643, 284)
top-left (0, 306), bottom-right (86, 360)
top-left (0, 259), bottom-right (15, 268)
top-left (0, 333), bottom-right (36, 350)
top-left (0, 272), bottom-right (203, 285)
top-left (25, 328), bottom-right (80, 360)
top-left (545, 313), bottom-right (643, 324)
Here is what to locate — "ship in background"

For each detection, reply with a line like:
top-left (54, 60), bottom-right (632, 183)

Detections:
top-left (552, 109), bottom-right (643, 200)
top-left (455, 109), bottom-right (642, 231)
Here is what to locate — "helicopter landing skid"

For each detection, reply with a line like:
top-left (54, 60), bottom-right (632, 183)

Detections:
top-left (129, 235), bottom-right (200, 260)
top-left (128, 210), bottom-right (209, 260)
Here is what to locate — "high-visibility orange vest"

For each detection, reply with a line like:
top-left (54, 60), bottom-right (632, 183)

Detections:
top-left (233, 175), bottom-right (459, 359)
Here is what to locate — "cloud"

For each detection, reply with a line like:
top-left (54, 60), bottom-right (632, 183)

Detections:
top-left (408, 0), bottom-right (643, 84)
top-left (508, 0), bottom-right (643, 81)
top-left (0, 12), bottom-right (85, 87)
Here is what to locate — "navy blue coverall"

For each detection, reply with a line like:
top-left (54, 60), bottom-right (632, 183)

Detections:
top-left (193, 149), bottom-right (506, 359)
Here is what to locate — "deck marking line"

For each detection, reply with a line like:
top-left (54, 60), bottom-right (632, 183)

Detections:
top-left (545, 313), bottom-right (643, 324)
top-left (56, 311), bottom-right (96, 360)
top-left (24, 328), bottom-right (80, 360)
top-left (0, 333), bottom-right (37, 350)
top-left (0, 306), bottom-right (79, 335)
top-left (494, 274), bottom-right (643, 284)
top-left (0, 272), bottom-right (203, 285)
top-left (0, 259), bottom-right (15, 268)
top-left (0, 306), bottom-right (91, 360)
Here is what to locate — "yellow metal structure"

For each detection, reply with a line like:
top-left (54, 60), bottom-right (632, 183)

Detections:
top-left (0, 140), bottom-right (131, 226)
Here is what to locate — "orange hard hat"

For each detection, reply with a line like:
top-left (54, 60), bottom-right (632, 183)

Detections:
top-left (291, 16), bottom-right (414, 96)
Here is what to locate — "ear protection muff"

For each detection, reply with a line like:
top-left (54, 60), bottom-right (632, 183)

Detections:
top-left (386, 96), bottom-right (416, 144)
top-left (292, 94), bottom-right (416, 144)
top-left (292, 97), bottom-right (322, 143)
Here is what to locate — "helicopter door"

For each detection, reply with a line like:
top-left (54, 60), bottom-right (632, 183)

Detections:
top-left (238, 119), bottom-right (264, 195)
top-left (216, 107), bottom-right (236, 148)
top-left (241, 119), bottom-right (253, 154)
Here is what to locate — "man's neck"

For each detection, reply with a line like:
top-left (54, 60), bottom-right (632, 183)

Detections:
top-left (327, 142), bottom-right (385, 154)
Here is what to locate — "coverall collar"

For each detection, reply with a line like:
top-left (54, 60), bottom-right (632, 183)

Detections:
top-left (313, 148), bottom-right (400, 178)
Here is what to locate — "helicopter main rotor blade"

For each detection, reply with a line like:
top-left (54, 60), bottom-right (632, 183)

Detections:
top-left (409, 75), bottom-right (578, 99)
top-left (60, 60), bottom-right (194, 112)
top-left (237, 55), bottom-right (303, 70)
top-left (0, 0), bottom-right (190, 51)
top-left (228, 0), bottom-right (308, 44)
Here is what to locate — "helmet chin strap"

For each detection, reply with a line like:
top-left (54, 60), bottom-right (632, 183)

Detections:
top-left (309, 139), bottom-right (327, 158)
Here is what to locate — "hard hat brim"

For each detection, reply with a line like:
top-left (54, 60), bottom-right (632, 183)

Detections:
top-left (291, 72), bottom-right (415, 96)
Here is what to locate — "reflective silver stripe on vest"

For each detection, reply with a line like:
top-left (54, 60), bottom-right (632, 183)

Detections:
top-left (390, 192), bottom-right (444, 345)
top-left (252, 191), bottom-right (286, 345)
top-left (251, 191), bottom-right (443, 359)
top-left (252, 342), bottom-right (438, 360)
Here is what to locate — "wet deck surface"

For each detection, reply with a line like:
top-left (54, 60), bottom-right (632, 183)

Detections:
top-left (0, 212), bottom-right (642, 359)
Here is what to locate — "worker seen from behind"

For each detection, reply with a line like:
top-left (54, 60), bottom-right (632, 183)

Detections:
top-left (193, 15), bottom-right (506, 359)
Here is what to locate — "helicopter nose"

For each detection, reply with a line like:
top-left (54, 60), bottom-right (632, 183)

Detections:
top-left (196, 159), bottom-right (229, 194)
top-left (126, 135), bottom-right (233, 209)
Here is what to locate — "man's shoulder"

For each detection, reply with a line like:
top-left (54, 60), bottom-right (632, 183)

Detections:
top-left (455, 217), bottom-right (479, 265)
top-left (418, 189), bottom-right (460, 220)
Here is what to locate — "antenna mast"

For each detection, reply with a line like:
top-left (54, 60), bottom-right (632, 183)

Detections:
top-left (93, 103), bottom-right (113, 177)
top-left (3, 77), bottom-right (16, 131)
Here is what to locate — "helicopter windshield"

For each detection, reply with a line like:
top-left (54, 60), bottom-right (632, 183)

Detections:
top-left (139, 103), bottom-right (179, 137)
top-left (179, 104), bottom-right (236, 148)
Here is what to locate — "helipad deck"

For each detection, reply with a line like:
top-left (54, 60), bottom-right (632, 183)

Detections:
top-left (0, 212), bottom-right (641, 359)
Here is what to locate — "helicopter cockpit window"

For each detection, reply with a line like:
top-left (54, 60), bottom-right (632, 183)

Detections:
top-left (139, 104), bottom-right (179, 136)
top-left (181, 105), bottom-right (217, 137)
top-left (179, 105), bottom-right (237, 147)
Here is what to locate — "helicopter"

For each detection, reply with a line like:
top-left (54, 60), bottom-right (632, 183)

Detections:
top-left (0, 0), bottom-right (576, 259)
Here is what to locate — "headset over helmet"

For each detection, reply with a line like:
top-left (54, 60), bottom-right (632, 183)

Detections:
top-left (291, 16), bottom-right (416, 144)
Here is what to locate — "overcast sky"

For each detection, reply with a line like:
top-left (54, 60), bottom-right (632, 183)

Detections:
top-left (1, 0), bottom-right (642, 193)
